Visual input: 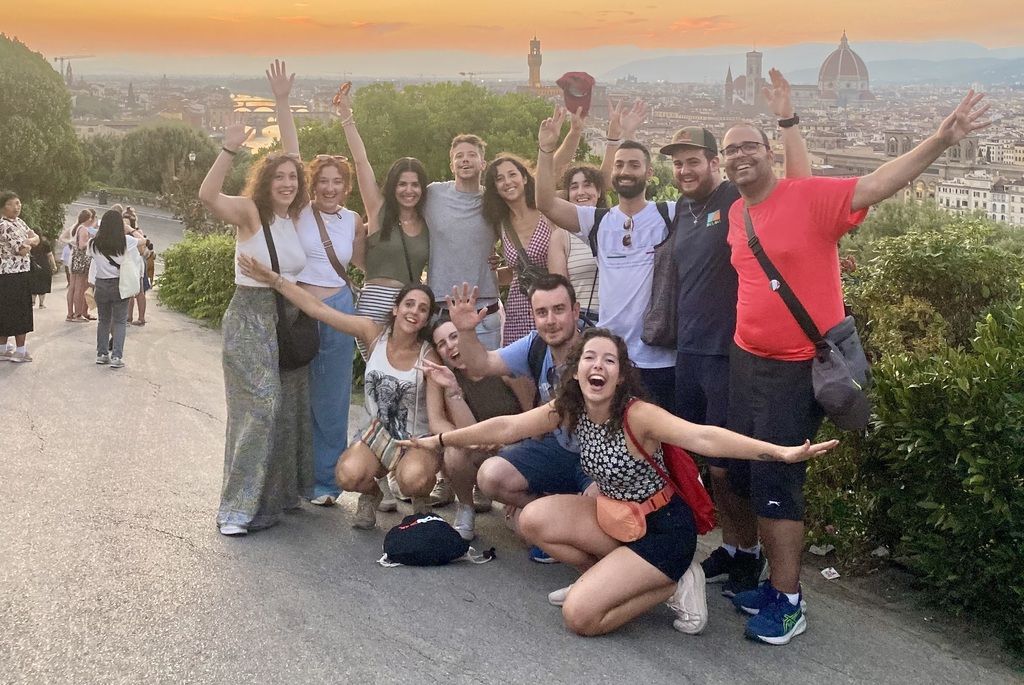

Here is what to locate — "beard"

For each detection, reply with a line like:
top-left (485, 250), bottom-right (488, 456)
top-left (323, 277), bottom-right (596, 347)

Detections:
top-left (679, 173), bottom-right (717, 201)
top-left (612, 176), bottom-right (646, 199)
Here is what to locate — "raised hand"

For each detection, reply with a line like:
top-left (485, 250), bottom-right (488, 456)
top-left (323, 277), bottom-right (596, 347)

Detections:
top-left (417, 359), bottom-right (460, 391)
top-left (265, 59), bottom-right (294, 100)
top-left (935, 90), bottom-right (991, 147)
top-left (776, 439), bottom-right (840, 463)
top-left (445, 282), bottom-right (487, 332)
top-left (237, 254), bottom-right (276, 284)
top-left (539, 106), bottom-right (566, 151)
top-left (222, 123), bottom-right (254, 152)
top-left (569, 106), bottom-right (587, 135)
top-left (762, 68), bottom-right (794, 118)
top-left (619, 99), bottom-right (648, 140)
top-left (606, 98), bottom-right (623, 140)
top-left (332, 81), bottom-right (353, 119)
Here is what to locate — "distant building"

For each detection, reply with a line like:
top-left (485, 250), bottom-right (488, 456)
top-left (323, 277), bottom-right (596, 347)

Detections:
top-left (935, 171), bottom-right (1024, 226)
top-left (528, 37), bottom-right (542, 90)
top-left (729, 50), bottom-right (766, 107)
top-left (517, 36), bottom-right (608, 118)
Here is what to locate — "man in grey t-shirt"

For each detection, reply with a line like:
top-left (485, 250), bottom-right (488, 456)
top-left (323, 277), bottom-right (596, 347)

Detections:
top-left (423, 134), bottom-right (502, 350)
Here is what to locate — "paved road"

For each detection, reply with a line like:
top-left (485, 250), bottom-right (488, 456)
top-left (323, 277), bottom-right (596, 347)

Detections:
top-left (1, 292), bottom-right (1020, 684)
top-left (65, 200), bottom-right (186, 255)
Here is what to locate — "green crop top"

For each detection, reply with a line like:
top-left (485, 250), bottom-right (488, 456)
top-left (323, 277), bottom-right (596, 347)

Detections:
top-left (364, 224), bottom-right (430, 284)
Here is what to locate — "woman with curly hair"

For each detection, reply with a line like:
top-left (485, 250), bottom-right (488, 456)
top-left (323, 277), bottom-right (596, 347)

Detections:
top-left (199, 121), bottom-right (312, 537)
top-left (482, 154), bottom-right (553, 344)
top-left (402, 328), bottom-right (837, 637)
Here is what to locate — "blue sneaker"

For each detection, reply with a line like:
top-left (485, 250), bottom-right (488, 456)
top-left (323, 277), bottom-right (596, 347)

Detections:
top-left (744, 589), bottom-right (807, 645)
top-left (732, 580), bottom-right (806, 615)
top-left (529, 545), bottom-right (559, 564)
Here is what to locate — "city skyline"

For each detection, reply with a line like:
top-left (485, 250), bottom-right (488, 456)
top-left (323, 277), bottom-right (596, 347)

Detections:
top-left (9, 1), bottom-right (1024, 78)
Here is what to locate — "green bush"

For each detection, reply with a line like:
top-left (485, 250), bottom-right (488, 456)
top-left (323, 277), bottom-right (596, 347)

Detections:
top-left (157, 232), bottom-right (236, 324)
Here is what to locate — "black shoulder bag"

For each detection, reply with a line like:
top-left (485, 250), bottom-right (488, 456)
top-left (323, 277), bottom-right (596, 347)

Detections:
top-left (503, 220), bottom-right (548, 297)
top-left (742, 207), bottom-right (871, 431)
top-left (262, 219), bottom-right (320, 371)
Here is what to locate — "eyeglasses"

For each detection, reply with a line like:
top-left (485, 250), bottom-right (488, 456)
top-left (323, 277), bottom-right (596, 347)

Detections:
top-left (721, 141), bottom-right (768, 158)
top-left (315, 154), bottom-right (349, 163)
top-left (622, 216), bottom-right (634, 247)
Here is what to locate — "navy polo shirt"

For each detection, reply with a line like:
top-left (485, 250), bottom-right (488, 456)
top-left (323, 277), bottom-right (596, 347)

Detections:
top-left (673, 181), bottom-right (742, 356)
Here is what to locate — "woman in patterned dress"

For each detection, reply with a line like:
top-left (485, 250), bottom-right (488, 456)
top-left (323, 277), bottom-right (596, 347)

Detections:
top-left (0, 191), bottom-right (40, 362)
top-left (481, 155), bottom-right (552, 344)
top-left (238, 255), bottom-right (454, 532)
top-left (402, 328), bottom-right (837, 637)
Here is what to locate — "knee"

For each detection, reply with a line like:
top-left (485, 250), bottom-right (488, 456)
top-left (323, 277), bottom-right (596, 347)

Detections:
top-left (476, 458), bottom-right (510, 499)
top-left (517, 501), bottom-right (546, 544)
top-left (561, 598), bottom-right (604, 637)
top-left (336, 459), bottom-right (367, 493)
top-left (396, 453), bottom-right (437, 497)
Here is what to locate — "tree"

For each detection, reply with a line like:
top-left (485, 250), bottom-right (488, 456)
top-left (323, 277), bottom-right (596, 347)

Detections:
top-left (80, 133), bottom-right (121, 185)
top-left (117, 122), bottom-right (217, 193)
top-left (0, 35), bottom-right (88, 237)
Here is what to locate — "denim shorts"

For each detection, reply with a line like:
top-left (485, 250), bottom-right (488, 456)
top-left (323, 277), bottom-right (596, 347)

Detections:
top-left (500, 433), bottom-right (592, 496)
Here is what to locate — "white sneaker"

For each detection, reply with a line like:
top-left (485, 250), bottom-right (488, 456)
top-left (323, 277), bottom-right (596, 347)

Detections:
top-left (429, 478), bottom-right (454, 507)
top-left (377, 477), bottom-right (398, 512)
top-left (219, 523), bottom-right (247, 536)
top-left (309, 494), bottom-right (337, 506)
top-left (109, 357), bottom-right (124, 369)
top-left (9, 351), bottom-right (33, 363)
top-left (668, 561), bottom-right (708, 635)
top-left (453, 503), bottom-right (475, 541)
top-left (547, 584), bottom-right (574, 607)
top-left (96, 353), bottom-right (110, 365)
top-left (0, 349), bottom-right (13, 362)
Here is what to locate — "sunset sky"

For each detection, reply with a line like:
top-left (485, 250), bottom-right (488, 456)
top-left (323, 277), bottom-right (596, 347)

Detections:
top-left (8, 0), bottom-right (1024, 76)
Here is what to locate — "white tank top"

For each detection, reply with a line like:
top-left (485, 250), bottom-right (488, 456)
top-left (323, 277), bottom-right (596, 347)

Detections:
top-left (363, 330), bottom-right (431, 439)
top-left (294, 205), bottom-right (356, 288)
top-left (234, 214), bottom-right (307, 287)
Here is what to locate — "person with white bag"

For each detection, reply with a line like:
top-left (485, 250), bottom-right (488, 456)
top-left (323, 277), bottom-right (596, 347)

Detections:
top-left (88, 209), bottom-right (144, 369)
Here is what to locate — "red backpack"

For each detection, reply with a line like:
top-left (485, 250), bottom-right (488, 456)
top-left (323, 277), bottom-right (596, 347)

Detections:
top-left (622, 400), bottom-right (717, 535)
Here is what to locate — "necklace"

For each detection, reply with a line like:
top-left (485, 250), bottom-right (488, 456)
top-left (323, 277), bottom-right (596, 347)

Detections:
top-left (686, 182), bottom-right (724, 223)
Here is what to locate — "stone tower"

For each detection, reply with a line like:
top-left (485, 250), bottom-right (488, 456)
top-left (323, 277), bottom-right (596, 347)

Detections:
top-left (528, 37), bottom-right (542, 89)
top-left (724, 66), bottom-right (734, 107)
top-left (745, 49), bottom-right (762, 105)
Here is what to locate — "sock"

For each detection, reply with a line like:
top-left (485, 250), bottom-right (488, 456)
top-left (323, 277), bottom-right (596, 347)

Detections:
top-left (784, 591), bottom-right (801, 606)
top-left (739, 544), bottom-right (761, 558)
top-left (15, 346), bottom-right (26, 354)
top-left (722, 544), bottom-right (737, 557)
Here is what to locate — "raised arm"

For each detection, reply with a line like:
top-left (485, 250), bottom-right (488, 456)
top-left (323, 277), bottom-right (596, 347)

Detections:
top-left (552, 107), bottom-right (585, 177)
top-left (334, 84), bottom-right (385, 227)
top-left (237, 254), bottom-right (381, 345)
top-left (536, 108), bottom-right (583, 233)
top-left (267, 60), bottom-right (299, 157)
top-left (418, 359), bottom-right (477, 429)
top-left (852, 91), bottom-right (990, 211)
top-left (546, 226), bottom-right (570, 278)
top-left (762, 68), bottom-right (810, 179)
top-left (401, 402), bottom-right (561, 452)
top-left (199, 124), bottom-right (259, 232)
top-left (422, 350), bottom-right (453, 435)
top-left (631, 401), bottom-right (838, 464)
top-left (602, 99), bottom-right (646, 188)
top-left (446, 283), bottom-right (513, 377)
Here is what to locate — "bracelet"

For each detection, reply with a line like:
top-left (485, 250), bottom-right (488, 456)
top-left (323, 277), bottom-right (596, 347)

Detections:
top-left (437, 432), bottom-right (446, 448)
top-left (605, 137), bottom-right (622, 144)
top-left (538, 145), bottom-right (557, 154)
top-left (272, 274), bottom-right (283, 289)
top-left (339, 114), bottom-right (355, 127)
top-left (221, 146), bottom-right (238, 156)
top-left (445, 392), bottom-right (464, 402)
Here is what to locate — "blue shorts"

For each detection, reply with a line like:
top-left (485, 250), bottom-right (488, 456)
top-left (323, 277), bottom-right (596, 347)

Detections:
top-left (725, 345), bottom-right (824, 521)
top-left (675, 352), bottom-right (730, 468)
top-left (500, 433), bottom-right (592, 496)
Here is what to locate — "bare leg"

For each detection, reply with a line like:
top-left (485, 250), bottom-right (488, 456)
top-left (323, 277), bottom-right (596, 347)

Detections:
top-left (759, 517), bottom-right (803, 593)
top-left (394, 448), bottom-right (442, 498)
top-left (336, 442), bottom-right (385, 494)
top-left (444, 447), bottom-right (480, 505)
top-left (66, 278), bottom-right (74, 318)
top-left (518, 494), bottom-right (619, 571)
top-left (137, 291), bottom-right (147, 322)
top-left (710, 466), bottom-right (758, 548)
top-left (127, 297), bottom-right (135, 322)
top-left (477, 455), bottom-right (536, 508)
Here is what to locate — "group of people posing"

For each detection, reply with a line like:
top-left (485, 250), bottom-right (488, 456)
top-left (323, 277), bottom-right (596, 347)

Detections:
top-left (199, 60), bottom-right (990, 645)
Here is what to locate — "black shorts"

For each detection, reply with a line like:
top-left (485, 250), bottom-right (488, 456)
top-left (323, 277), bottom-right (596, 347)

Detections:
top-left (625, 495), bottom-right (697, 582)
top-left (725, 345), bottom-right (823, 521)
top-left (674, 352), bottom-right (730, 468)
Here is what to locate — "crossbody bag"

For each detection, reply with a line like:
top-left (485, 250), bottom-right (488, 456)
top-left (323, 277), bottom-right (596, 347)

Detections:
top-left (262, 219), bottom-right (320, 371)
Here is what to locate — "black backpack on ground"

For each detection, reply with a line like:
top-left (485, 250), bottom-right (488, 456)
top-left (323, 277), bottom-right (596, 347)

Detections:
top-left (378, 514), bottom-right (496, 567)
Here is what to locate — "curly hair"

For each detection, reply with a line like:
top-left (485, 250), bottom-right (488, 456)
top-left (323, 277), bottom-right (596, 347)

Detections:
top-left (559, 165), bottom-right (608, 208)
top-left (482, 154), bottom-right (536, 236)
top-left (385, 283), bottom-right (437, 343)
top-left (553, 328), bottom-right (647, 436)
top-left (307, 155), bottom-right (354, 204)
top-left (378, 157), bottom-right (429, 242)
top-left (243, 153), bottom-right (308, 226)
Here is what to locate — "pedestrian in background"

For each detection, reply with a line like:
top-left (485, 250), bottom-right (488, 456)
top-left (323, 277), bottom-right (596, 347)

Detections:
top-left (0, 191), bottom-right (40, 363)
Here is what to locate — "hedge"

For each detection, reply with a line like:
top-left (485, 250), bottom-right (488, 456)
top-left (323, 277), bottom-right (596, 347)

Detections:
top-left (157, 232), bottom-right (236, 325)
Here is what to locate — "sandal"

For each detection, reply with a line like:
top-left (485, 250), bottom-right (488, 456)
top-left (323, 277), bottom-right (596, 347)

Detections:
top-left (131, 320), bottom-right (146, 326)
top-left (84, 314), bottom-right (96, 320)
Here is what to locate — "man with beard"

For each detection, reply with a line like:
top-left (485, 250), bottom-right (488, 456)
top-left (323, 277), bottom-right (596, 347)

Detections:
top-left (721, 91), bottom-right (990, 645)
top-left (660, 69), bottom-right (811, 598)
top-left (424, 134), bottom-right (503, 350)
top-left (445, 274), bottom-right (594, 560)
top-left (536, 115), bottom-right (676, 410)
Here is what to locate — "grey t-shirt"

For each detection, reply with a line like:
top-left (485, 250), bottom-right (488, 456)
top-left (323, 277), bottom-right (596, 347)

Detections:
top-left (423, 181), bottom-right (498, 303)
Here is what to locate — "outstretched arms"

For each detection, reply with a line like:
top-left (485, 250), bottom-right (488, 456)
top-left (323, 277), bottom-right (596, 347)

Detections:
top-left (198, 123), bottom-right (260, 235)
top-left (400, 402), bottom-right (561, 453)
top-left (762, 68), bottom-right (811, 179)
top-left (334, 84), bottom-right (386, 229)
top-left (267, 60), bottom-right (300, 157)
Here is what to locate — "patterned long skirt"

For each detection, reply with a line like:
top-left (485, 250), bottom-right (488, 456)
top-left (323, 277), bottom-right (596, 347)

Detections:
top-left (218, 286), bottom-right (313, 530)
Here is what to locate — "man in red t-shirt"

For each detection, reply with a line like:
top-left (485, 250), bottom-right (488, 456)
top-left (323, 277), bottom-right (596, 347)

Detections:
top-left (720, 91), bottom-right (991, 645)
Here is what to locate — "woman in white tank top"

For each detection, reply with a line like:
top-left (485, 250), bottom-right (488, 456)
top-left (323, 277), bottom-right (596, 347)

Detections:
top-left (199, 119), bottom-right (312, 538)
top-left (239, 254), bottom-right (456, 533)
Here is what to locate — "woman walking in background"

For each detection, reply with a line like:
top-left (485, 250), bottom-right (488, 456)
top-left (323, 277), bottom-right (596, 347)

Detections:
top-left (65, 209), bottom-right (95, 322)
top-left (199, 121), bottom-right (313, 537)
top-left (29, 235), bottom-right (56, 308)
top-left (88, 210), bottom-right (145, 369)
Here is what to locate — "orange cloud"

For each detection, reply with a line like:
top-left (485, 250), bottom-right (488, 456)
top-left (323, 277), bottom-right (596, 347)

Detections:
top-left (670, 15), bottom-right (738, 32)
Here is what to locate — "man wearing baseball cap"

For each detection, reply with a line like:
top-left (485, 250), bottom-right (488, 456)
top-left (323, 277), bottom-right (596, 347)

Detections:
top-left (661, 68), bottom-right (812, 601)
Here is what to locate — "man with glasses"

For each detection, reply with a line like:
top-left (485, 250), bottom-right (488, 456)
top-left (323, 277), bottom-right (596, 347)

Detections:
top-left (535, 119), bottom-right (676, 410)
top-left (720, 90), bottom-right (990, 645)
top-left (660, 69), bottom-right (811, 600)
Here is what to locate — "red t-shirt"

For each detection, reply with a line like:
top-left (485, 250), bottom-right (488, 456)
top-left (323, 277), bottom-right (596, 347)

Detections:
top-left (727, 177), bottom-right (867, 361)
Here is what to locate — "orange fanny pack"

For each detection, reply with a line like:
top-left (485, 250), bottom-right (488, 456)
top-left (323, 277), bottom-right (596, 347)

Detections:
top-left (595, 485), bottom-right (674, 543)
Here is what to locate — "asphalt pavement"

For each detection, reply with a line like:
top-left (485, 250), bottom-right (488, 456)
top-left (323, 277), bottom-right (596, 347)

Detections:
top-left (1, 270), bottom-right (1021, 684)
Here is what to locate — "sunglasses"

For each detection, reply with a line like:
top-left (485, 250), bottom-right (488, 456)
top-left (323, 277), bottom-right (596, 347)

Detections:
top-left (315, 154), bottom-right (349, 163)
top-left (622, 216), bottom-right (634, 247)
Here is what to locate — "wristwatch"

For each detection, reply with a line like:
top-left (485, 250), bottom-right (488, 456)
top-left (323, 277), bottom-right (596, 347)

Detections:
top-left (778, 114), bottom-right (800, 129)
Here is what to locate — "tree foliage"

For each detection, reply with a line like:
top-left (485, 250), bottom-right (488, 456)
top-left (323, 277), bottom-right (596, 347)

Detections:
top-left (0, 35), bottom-right (87, 237)
top-left (117, 122), bottom-right (218, 193)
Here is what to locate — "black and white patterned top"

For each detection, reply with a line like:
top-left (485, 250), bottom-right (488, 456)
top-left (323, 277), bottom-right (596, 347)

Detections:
top-left (576, 412), bottom-right (668, 502)
top-left (0, 216), bottom-right (32, 275)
